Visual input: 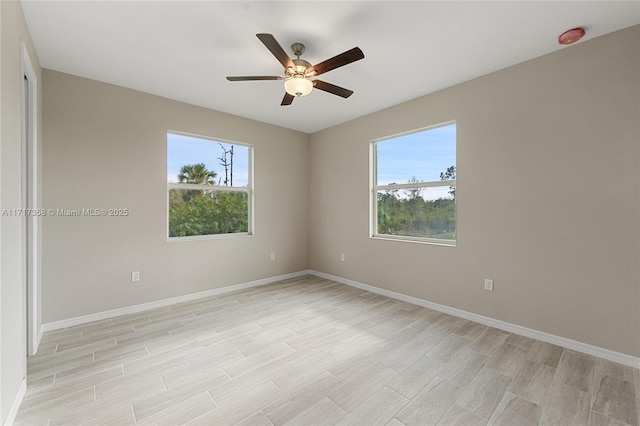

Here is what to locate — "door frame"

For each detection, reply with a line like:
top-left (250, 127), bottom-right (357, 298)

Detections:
top-left (21, 42), bottom-right (40, 356)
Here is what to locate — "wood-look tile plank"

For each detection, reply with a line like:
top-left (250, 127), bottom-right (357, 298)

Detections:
top-left (504, 333), bottom-right (535, 351)
top-left (396, 376), bottom-right (464, 426)
top-left (199, 323), bottom-right (262, 346)
top-left (95, 372), bottom-right (166, 404)
top-left (508, 359), bottom-right (555, 405)
top-left (15, 388), bottom-right (95, 425)
top-left (283, 397), bottom-right (347, 426)
top-left (427, 334), bottom-right (474, 363)
top-left (383, 322), bottom-right (459, 371)
top-left (455, 322), bottom-right (488, 341)
top-left (270, 365), bottom-right (336, 395)
top-left (93, 341), bottom-right (149, 362)
top-left (24, 374), bottom-right (55, 395)
top-left (335, 386), bottom-right (408, 426)
top-left (208, 361), bottom-right (289, 408)
top-left (439, 349), bottom-right (489, 387)
top-left (597, 358), bottom-right (637, 382)
top-left (161, 363), bottom-right (230, 391)
top-left (487, 392), bottom-right (541, 426)
top-left (263, 374), bottom-right (343, 426)
top-left (27, 350), bottom-right (95, 377)
top-left (51, 347), bottom-right (147, 387)
top-left (555, 348), bottom-right (596, 392)
top-left (38, 328), bottom-right (82, 344)
top-left (592, 375), bottom-right (638, 426)
top-left (468, 328), bottom-right (509, 356)
top-left (66, 318), bottom-right (114, 333)
top-left (543, 382), bottom-right (591, 426)
top-left (387, 352), bottom-right (446, 399)
top-left (56, 333), bottom-right (123, 353)
top-left (486, 342), bottom-right (529, 378)
top-left (21, 366), bottom-right (123, 410)
top-left (187, 381), bottom-right (285, 425)
top-left (223, 343), bottom-right (295, 378)
top-left (186, 335), bottom-right (253, 366)
top-left (48, 398), bottom-right (134, 426)
top-left (436, 404), bottom-right (487, 426)
top-left (242, 328), bottom-right (300, 356)
top-left (235, 411), bottom-right (275, 426)
top-left (328, 362), bottom-right (398, 413)
top-left (526, 340), bottom-right (563, 368)
top-left (456, 367), bottom-right (512, 420)
top-left (123, 341), bottom-right (202, 374)
top-left (285, 326), bottom-right (341, 351)
top-left (136, 392), bottom-right (217, 426)
top-left (590, 410), bottom-right (634, 426)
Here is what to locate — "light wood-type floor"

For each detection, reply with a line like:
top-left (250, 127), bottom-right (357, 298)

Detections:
top-left (15, 275), bottom-right (640, 426)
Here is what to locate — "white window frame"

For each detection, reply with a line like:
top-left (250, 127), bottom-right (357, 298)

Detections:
top-left (370, 121), bottom-right (456, 246)
top-left (166, 131), bottom-right (254, 241)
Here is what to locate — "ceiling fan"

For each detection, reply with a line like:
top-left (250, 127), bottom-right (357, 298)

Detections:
top-left (226, 33), bottom-right (365, 106)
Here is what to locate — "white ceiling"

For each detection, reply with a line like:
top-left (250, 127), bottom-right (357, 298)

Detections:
top-left (21, 1), bottom-right (640, 134)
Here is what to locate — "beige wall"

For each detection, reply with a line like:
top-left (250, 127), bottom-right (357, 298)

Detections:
top-left (41, 70), bottom-right (309, 322)
top-left (309, 26), bottom-right (640, 357)
top-left (0, 0), bottom-right (42, 422)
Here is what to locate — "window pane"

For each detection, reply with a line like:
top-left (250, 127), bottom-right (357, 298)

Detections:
top-left (167, 133), bottom-right (249, 187)
top-left (376, 123), bottom-right (456, 186)
top-left (374, 122), bottom-right (456, 243)
top-left (377, 185), bottom-right (456, 240)
top-left (167, 132), bottom-right (252, 239)
top-left (169, 189), bottom-right (248, 237)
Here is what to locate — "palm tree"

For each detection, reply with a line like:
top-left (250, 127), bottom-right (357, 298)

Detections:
top-left (178, 163), bottom-right (217, 185)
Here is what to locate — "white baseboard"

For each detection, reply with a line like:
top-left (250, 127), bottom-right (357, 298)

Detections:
top-left (3, 378), bottom-right (26, 426)
top-left (41, 271), bottom-right (309, 332)
top-left (307, 270), bottom-right (640, 369)
top-left (39, 268), bottom-right (639, 368)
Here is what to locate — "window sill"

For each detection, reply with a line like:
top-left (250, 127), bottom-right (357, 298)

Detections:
top-left (167, 232), bottom-right (252, 243)
top-left (371, 234), bottom-right (456, 247)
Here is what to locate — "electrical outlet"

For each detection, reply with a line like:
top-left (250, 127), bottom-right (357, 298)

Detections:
top-left (270, 253), bottom-right (276, 261)
top-left (131, 271), bottom-right (140, 282)
top-left (340, 253), bottom-right (345, 262)
top-left (484, 279), bottom-right (494, 291)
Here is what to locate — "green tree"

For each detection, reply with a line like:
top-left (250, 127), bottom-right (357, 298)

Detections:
top-left (376, 167), bottom-right (457, 240)
top-left (439, 165), bottom-right (456, 198)
top-left (177, 163), bottom-right (217, 185)
top-left (403, 176), bottom-right (424, 200)
top-left (169, 162), bottom-right (248, 237)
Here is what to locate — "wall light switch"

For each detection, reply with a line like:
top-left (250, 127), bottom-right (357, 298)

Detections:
top-left (131, 271), bottom-right (140, 282)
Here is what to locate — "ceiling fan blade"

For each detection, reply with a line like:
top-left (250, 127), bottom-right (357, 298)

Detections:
top-left (226, 76), bottom-right (283, 81)
top-left (256, 33), bottom-right (294, 71)
top-left (281, 93), bottom-right (295, 106)
top-left (313, 80), bottom-right (354, 98)
top-left (307, 47), bottom-right (364, 76)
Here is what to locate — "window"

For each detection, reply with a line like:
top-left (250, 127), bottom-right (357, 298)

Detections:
top-left (167, 132), bottom-right (252, 239)
top-left (371, 122), bottom-right (456, 245)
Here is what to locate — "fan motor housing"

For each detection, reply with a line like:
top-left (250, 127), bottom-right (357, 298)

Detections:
top-left (288, 58), bottom-right (312, 76)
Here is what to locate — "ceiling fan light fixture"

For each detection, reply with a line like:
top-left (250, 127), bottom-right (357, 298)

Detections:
top-left (284, 75), bottom-right (313, 97)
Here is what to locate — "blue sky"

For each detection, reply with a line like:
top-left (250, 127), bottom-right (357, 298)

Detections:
top-left (167, 133), bottom-right (249, 186)
top-left (376, 123), bottom-right (456, 186)
top-left (376, 123), bottom-right (456, 200)
top-left (167, 123), bottom-right (454, 197)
